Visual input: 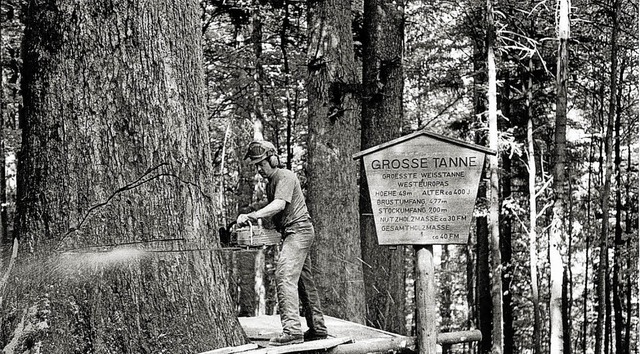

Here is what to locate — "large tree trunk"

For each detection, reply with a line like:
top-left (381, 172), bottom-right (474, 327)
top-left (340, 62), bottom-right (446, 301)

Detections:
top-left (1, 1), bottom-right (246, 352)
top-left (306, 0), bottom-right (365, 323)
top-left (550, 0), bottom-right (570, 352)
top-left (359, 0), bottom-right (407, 333)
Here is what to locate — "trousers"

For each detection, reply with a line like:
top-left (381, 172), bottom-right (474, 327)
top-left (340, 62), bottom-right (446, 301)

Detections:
top-left (276, 221), bottom-right (327, 336)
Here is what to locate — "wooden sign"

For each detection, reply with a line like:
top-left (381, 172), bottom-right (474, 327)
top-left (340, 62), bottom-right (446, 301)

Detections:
top-left (354, 130), bottom-right (495, 245)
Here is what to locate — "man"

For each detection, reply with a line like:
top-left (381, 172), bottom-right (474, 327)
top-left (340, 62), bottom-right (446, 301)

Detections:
top-left (237, 140), bottom-right (328, 346)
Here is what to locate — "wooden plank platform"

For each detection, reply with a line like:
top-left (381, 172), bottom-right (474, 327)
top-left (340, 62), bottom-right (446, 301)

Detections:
top-left (199, 315), bottom-right (416, 354)
top-left (239, 315), bottom-right (403, 344)
top-left (202, 315), bottom-right (414, 354)
top-left (200, 315), bottom-right (481, 353)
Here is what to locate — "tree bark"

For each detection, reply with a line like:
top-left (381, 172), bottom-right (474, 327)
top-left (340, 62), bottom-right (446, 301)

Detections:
top-left (358, 0), bottom-right (407, 333)
top-left (1, 1), bottom-right (246, 352)
top-left (306, 0), bottom-right (365, 324)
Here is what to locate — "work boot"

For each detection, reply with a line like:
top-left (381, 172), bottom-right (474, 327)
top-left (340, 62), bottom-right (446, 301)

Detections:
top-left (269, 333), bottom-right (304, 346)
top-left (304, 329), bottom-right (328, 341)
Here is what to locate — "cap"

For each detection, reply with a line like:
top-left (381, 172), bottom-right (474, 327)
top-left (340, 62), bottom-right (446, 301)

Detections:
top-left (244, 140), bottom-right (277, 164)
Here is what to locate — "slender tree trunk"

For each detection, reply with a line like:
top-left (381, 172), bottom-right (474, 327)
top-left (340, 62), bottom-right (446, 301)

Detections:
top-left (550, 0), bottom-right (570, 352)
top-left (280, 0), bottom-right (294, 170)
top-left (251, 4), bottom-right (265, 142)
top-left (597, 83), bottom-right (605, 185)
top-left (527, 117), bottom-right (542, 354)
top-left (0, 4), bottom-right (19, 263)
top-left (583, 92), bottom-right (596, 354)
top-left (472, 17), bottom-right (491, 352)
top-left (359, 0), bottom-right (406, 333)
top-left (249, 0), bottom-right (269, 318)
top-left (307, 0), bottom-right (365, 323)
top-left (467, 235), bottom-right (477, 338)
top-left (605, 270), bottom-right (611, 354)
top-left (234, 20), bottom-right (258, 217)
top-left (227, 16), bottom-right (264, 317)
top-left (595, 0), bottom-right (619, 352)
top-left (613, 55), bottom-right (627, 354)
top-left (477, 194), bottom-right (492, 354)
top-left (486, 1), bottom-right (503, 352)
top-left (219, 121), bottom-right (232, 227)
top-left (2, 1), bottom-right (246, 351)
top-left (562, 268), bottom-right (571, 354)
top-left (500, 62), bottom-right (513, 354)
top-left (623, 125), bottom-right (634, 354)
top-left (526, 58), bottom-right (542, 354)
top-left (0, 113), bottom-right (6, 264)
top-left (564, 171), bottom-right (573, 354)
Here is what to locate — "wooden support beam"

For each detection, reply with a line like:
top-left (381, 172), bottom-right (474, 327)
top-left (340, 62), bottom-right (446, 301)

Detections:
top-left (415, 245), bottom-right (436, 354)
top-left (326, 330), bottom-right (481, 354)
top-left (328, 337), bottom-right (416, 354)
top-left (437, 330), bottom-right (482, 345)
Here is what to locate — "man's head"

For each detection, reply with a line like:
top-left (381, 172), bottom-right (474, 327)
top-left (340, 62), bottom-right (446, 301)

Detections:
top-left (245, 140), bottom-right (279, 177)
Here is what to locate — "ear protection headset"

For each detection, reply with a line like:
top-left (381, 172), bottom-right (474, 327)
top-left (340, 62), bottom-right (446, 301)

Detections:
top-left (267, 153), bottom-right (279, 168)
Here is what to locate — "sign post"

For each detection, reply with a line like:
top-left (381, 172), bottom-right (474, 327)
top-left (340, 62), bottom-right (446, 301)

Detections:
top-left (354, 130), bottom-right (495, 354)
top-left (415, 245), bottom-right (436, 354)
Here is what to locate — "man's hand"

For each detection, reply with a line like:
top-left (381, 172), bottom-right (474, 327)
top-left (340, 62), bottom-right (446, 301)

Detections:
top-left (237, 213), bottom-right (254, 226)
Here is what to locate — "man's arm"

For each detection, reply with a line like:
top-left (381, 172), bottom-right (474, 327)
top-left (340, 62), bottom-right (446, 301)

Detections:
top-left (239, 200), bottom-right (269, 214)
top-left (237, 199), bottom-right (286, 226)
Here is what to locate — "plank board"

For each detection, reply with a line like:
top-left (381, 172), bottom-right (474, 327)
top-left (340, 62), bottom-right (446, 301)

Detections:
top-left (199, 343), bottom-right (260, 354)
top-left (242, 337), bottom-right (353, 354)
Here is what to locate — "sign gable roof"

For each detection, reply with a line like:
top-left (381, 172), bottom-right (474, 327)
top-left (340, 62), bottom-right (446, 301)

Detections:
top-left (352, 129), bottom-right (497, 160)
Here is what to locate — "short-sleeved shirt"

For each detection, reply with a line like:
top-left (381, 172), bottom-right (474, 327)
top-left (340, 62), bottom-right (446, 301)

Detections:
top-left (267, 169), bottom-right (310, 229)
